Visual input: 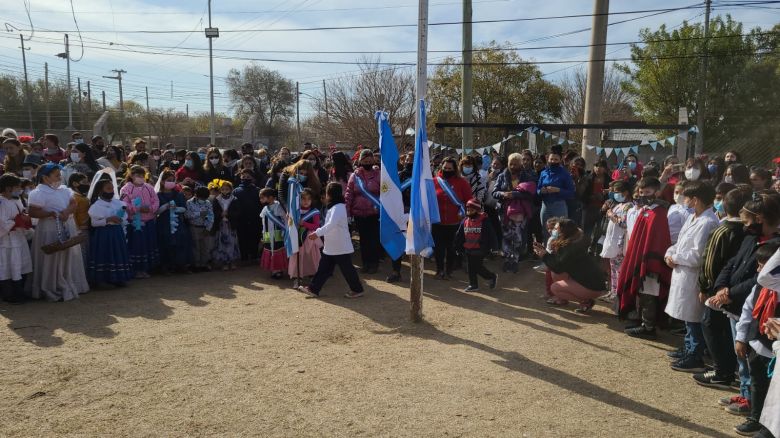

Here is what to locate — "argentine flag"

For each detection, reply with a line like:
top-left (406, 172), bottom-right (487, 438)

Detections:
top-left (378, 111), bottom-right (407, 261)
top-left (285, 177), bottom-right (302, 257)
top-left (405, 100), bottom-right (440, 257)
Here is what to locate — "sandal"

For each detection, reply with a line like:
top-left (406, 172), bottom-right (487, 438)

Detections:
top-left (545, 297), bottom-right (568, 306)
top-left (575, 299), bottom-right (596, 314)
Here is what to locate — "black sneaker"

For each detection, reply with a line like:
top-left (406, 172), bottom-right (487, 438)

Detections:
top-left (735, 418), bottom-right (762, 436)
top-left (386, 272), bottom-right (402, 283)
top-left (667, 348), bottom-right (685, 360)
top-left (464, 285), bottom-right (479, 292)
top-left (625, 325), bottom-right (657, 339)
top-left (488, 274), bottom-right (498, 290)
top-left (693, 370), bottom-right (734, 390)
top-left (670, 356), bottom-right (707, 373)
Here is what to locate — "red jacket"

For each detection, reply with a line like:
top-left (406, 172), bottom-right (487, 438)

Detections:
top-left (434, 172), bottom-right (473, 225)
top-left (346, 167), bottom-right (380, 217)
top-left (175, 166), bottom-right (204, 184)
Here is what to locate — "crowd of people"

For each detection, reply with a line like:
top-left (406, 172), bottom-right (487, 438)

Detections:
top-left (1, 126), bottom-right (779, 437)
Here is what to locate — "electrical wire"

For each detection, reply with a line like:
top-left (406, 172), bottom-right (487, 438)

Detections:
top-left (67, 0), bottom-right (84, 61)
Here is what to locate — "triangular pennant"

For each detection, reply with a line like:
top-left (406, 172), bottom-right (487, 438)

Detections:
top-left (604, 148), bottom-right (614, 157)
top-left (456, 148), bottom-right (463, 154)
top-left (631, 146), bottom-right (639, 153)
top-left (557, 137), bottom-right (565, 145)
top-left (596, 147), bottom-right (603, 155)
top-left (567, 140), bottom-right (575, 145)
top-left (427, 140), bottom-right (434, 148)
top-left (649, 142), bottom-right (658, 151)
top-left (492, 143), bottom-right (501, 153)
top-left (667, 136), bottom-right (677, 146)
top-left (640, 140), bottom-right (649, 146)
top-left (544, 132), bottom-right (552, 139)
top-left (621, 147), bottom-right (631, 156)
top-left (586, 145), bottom-right (595, 150)
top-left (689, 126), bottom-right (699, 134)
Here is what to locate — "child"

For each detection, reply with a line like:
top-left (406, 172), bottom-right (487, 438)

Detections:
top-left (68, 172), bottom-right (90, 266)
top-left (186, 186), bottom-right (215, 272)
top-left (0, 174), bottom-right (33, 303)
top-left (87, 171), bottom-right (133, 287)
top-left (181, 185), bottom-right (194, 202)
top-left (288, 188), bottom-right (323, 284)
top-left (156, 170), bottom-right (192, 274)
top-left (120, 165), bottom-right (160, 279)
top-left (211, 180), bottom-right (241, 271)
top-left (534, 217), bottom-right (558, 274)
top-left (668, 180), bottom-right (692, 244)
top-left (713, 181), bottom-right (736, 220)
top-left (663, 181), bottom-right (720, 372)
top-left (298, 182), bottom-right (364, 298)
top-left (599, 181), bottom-right (633, 303)
top-left (619, 177), bottom-right (672, 338)
top-left (541, 217), bottom-right (561, 300)
top-left (233, 169), bottom-right (262, 263)
top-left (734, 242), bottom-right (780, 436)
top-left (454, 198), bottom-right (498, 292)
top-left (259, 188), bottom-right (288, 279)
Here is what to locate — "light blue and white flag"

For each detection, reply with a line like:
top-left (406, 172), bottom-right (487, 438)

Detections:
top-left (406, 100), bottom-right (440, 257)
top-left (285, 177), bottom-right (302, 257)
top-left (377, 111), bottom-right (407, 261)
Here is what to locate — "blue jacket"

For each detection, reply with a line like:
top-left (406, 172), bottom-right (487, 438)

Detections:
top-left (536, 165), bottom-right (575, 203)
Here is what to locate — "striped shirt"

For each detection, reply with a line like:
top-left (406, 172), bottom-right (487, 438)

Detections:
top-left (697, 219), bottom-right (746, 295)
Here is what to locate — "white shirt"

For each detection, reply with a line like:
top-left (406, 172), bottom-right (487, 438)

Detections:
top-left (0, 196), bottom-right (28, 249)
top-left (89, 198), bottom-right (127, 227)
top-left (735, 286), bottom-right (775, 359)
top-left (667, 203), bottom-right (692, 244)
top-left (758, 248), bottom-right (780, 291)
top-left (28, 184), bottom-right (72, 213)
top-left (315, 203), bottom-right (354, 256)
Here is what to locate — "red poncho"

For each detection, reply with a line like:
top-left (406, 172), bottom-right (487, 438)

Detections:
top-left (617, 205), bottom-right (673, 318)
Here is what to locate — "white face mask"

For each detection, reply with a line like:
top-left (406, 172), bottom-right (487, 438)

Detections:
top-left (724, 175), bottom-right (734, 184)
top-left (22, 170), bottom-right (33, 179)
top-left (685, 168), bottom-right (701, 181)
top-left (70, 152), bottom-right (82, 163)
top-left (675, 194), bottom-right (685, 206)
top-left (210, 158), bottom-right (220, 165)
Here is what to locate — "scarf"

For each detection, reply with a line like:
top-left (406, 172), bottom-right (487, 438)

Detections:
top-left (752, 287), bottom-right (778, 335)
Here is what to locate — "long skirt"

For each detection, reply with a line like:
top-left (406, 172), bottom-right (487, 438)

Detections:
top-left (212, 221), bottom-right (241, 264)
top-left (87, 225), bottom-right (133, 285)
top-left (288, 237), bottom-right (323, 278)
top-left (30, 217), bottom-right (89, 301)
top-left (260, 245), bottom-right (288, 273)
top-left (127, 219), bottom-right (159, 273)
top-left (0, 243), bottom-right (32, 282)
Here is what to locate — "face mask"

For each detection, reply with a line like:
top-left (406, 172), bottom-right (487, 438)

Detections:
top-left (614, 193), bottom-right (626, 203)
top-left (48, 179), bottom-right (62, 189)
top-left (209, 158), bottom-right (220, 165)
top-left (23, 188), bottom-right (31, 196)
top-left (11, 189), bottom-right (22, 198)
top-left (361, 163), bottom-right (373, 171)
top-left (22, 170), bottom-right (33, 179)
top-left (70, 152), bottom-right (81, 163)
top-left (308, 159), bottom-right (317, 166)
top-left (133, 176), bottom-right (145, 185)
top-left (100, 192), bottom-right (114, 201)
top-left (227, 159), bottom-right (238, 168)
top-left (548, 162), bottom-right (560, 168)
top-left (241, 179), bottom-right (253, 185)
top-left (551, 230), bottom-right (559, 239)
top-left (198, 153), bottom-right (207, 161)
top-left (297, 174), bottom-right (308, 183)
top-left (746, 222), bottom-right (762, 234)
top-left (404, 163), bottom-right (414, 171)
top-left (627, 161), bottom-right (637, 171)
top-left (708, 164), bottom-right (718, 175)
top-left (713, 200), bottom-right (724, 213)
top-left (466, 210), bottom-right (479, 218)
top-left (442, 170), bottom-right (456, 178)
top-left (685, 168), bottom-right (701, 181)
top-left (77, 183), bottom-right (90, 195)
top-left (185, 160), bottom-right (194, 169)
top-left (675, 194), bottom-right (685, 206)
top-left (462, 166), bottom-right (473, 176)
top-left (221, 193), bottom-right (231, 199)
top-left (75, 138), bottom-right (84, 144)
top-left (164, 181), bottom-right (177, 190)
top-left (724, 175), bottom-right (734, 184)
top-left (637, 195), bottom-right (655, 206)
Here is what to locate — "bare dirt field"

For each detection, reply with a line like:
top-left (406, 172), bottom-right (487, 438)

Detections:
top-left (0, 258), bottom-right (742, 437)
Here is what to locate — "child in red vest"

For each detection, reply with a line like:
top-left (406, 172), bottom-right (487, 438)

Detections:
top-left (455, 199), bottom-right (498, 292)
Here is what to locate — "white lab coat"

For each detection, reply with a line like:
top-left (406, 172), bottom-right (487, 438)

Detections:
top-left (664, 209), bottom-right (720, 322)
top-left (315, 203), bottom-right (354, 256)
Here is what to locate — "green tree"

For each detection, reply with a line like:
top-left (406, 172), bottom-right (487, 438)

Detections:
top-left (428, 42), bottom-right (563, 147)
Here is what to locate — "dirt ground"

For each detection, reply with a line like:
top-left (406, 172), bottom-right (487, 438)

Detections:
top-left (0, 257), bottom-right (744, 437)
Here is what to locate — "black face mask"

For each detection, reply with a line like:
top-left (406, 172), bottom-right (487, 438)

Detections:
top-left (77, 184), bottom-right (90, 195)
top-left (548, 162), bottom-right (561, 168)
top-left (636, 195), bottom-right (655, 206)
top-left (442, 170), bottom-right (456, 179)
top-left (745, 223), bottom-right (762, 235)
top-left (361, 164), bottom-right (373, 171)
top-left (404, 163), bottom-right (413, 171)
top-left (241, 179), bottom-right (253, 185)
top-left (100, 192), bottom-right (114, 201)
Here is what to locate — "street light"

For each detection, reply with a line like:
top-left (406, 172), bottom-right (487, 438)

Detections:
top-left (205, 0), bottom-right (219, 145)
top-left (56, 34), bottom-right (74, 130)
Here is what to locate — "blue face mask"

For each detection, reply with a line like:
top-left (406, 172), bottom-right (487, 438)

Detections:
top-left (550, 230), bottom-right (559, 239)
top-left (481, 156), bottom-right (491, 171)
top-left (297, 174), bottom-right (307, 183)
top-left (714, 200), bottom-right (724, 213)
top-left (614, 193), bottom-right (626, 203)
top-left (185, 159), bottom-right (193, 169)
top-left (627, 161), bottom-right (637, 171)
top-left (708, 164), bottom-right (718, 175)
top-left (462, 166), bottom-right (473, 176)
top-left (198, 153), bottom-right (206, 161)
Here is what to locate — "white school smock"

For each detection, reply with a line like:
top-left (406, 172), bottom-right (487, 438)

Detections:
top-left (315, 203), bottom-right (354, 256)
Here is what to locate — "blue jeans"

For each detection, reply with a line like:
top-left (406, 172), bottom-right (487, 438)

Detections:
top-left (730, 319), bottom-right (752, 400)
top-left (684, 321), bottom-right (705, 361)
top-left (540, 200), bottom-right (568, 240)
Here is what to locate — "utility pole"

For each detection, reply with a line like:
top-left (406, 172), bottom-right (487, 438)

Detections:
top-left (186, 104), bottom-right (190, 149)
top-left (461, 0), bottom-right (473, 157)
top-left (296, 81), bottom-right (301, 146)
top-left (45, 62), bottom-right (51, 130)
top-left (581, 0), bottom-right (609, 165)
top-left (77, 77), bottom-right (83, 130)
top-left (170, 80), bottom-right (174, 99)
top-left (86, 80), bottom-right (92, 113)
top-left (205, 0), bottom-right (219, 145)
top-left (145, 86), bottom-right (151, 144)
top-left (410, 0), bottom-right (429, 323)
top-left (19, 35), bottom-right (34, 136)
top-left (103, 69), bottom-right (126, 143)
top-left (323, 79), bottom-right (329, 122)
top-left (56, 34), bottom-right (75, 131)
top-left (101, 90), bottom-right (106, 112)
top-left (694, 0), bottom-right (712, 155)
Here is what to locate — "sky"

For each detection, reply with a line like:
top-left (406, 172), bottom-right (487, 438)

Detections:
top-left (0, 0), bottom-right (778, 122)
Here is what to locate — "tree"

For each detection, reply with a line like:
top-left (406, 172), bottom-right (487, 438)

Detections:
top-left (618, 16), bottom-right (780, 162)
top-left (225, 64), bottom-right (295, 147)
top-left (428, 42), bottom-right (564, 147)
top-left (559, 66), bottom-right (636, 125)
top-left (309, 59), bottom-right (416, 148)
top-left (149, 108), bottom-right (189, 145)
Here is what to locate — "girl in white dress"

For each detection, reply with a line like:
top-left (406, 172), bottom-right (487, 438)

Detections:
top-left (27, 163), bottom-right (89, 301)
top-left (86, 169), bottom-right (133, 287)
top-left (0, 174), bottom-right (33, 303)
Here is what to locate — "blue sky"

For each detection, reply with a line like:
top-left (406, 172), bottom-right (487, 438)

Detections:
top-left (1, 0), bottom-right (777, 120)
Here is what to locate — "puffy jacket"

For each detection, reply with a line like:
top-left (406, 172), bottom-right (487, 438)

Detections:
top-left (537, 164), bottom-right (575, 203)
top-left (491, 168), bottom-right (537, 212)
top-left (346, 167), bottom-right (380, 218)
top-left (434, 172), bottom-right (473, 225)
top-left (715, 233), bottom-right (780, 315)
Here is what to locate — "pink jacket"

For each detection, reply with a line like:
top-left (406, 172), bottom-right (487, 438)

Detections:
top-left (120, 182), bottom-right (160, 222)
top-left (506, 181), bottom-right (536, 220)
top-left (346, 168), bottom-right (380, 217)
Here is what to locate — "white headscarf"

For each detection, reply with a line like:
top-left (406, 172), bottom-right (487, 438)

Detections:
top-left (87, 167), bottom-right (120, 200)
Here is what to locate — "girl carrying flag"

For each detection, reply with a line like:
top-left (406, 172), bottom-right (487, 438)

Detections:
top-left (288, 188), bottom-right (323, 285)
top-left (259, 188), bottom-right (288, 279)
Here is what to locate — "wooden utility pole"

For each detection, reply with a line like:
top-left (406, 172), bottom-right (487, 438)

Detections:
top-left (323, 79), bottom-right (329, 122)
top-left (19, 35), bottom-right (34, 136)
top-left (103, 69), bottom-right (126, 142)
top-left (461, 0), bottom-right (473, 157)
top-left (145, 86), bottom-right (151, 144)
top-left (296, 81), bottom-right (301, 147)
top-left (45, 62), bottom-right (51, 130)
top-left (581, 0), bottom-right (609, 165)
top-left (694, 0), bottom-right (712, 155)
top-left (101, 90), bottom-right (106, 112)
top-left (677, 107), bottom-right (689, 162)
top-left (86, 80), bottom-right (92, 112)
top-left (77, 77), bottom-right (83, 130)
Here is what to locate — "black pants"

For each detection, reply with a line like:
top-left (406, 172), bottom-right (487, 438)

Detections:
top-left (485, 206), bottom-right (502, 250)
top-left (748, 353), bottom-right (772, 422)
top-left (0, 278), bottom-right (25, 302)
top-left (355, 215), bottom-right (380, 268)
top-left (702, 306), bottom-right (736, 378)
top-left (432, 223), bottom-right (459, 274)
top-left (391, 256), bottom-right (403, 273)
top-left (467, 254), bottom-right (495, 287)
top-left (639, 293), bottom-right (659, 329)
top-left (237, 221), bottom-right (261, 261)
top-left (309, 253), bottom-right (364, 295)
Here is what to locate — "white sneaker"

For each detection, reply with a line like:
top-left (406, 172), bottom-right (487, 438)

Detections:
top-left (533, 264), bottom-right (547, 273)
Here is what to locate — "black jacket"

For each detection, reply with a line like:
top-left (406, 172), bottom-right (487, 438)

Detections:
top-left (542, 236), bottom-right (606, 292)
top-left (714, 233), bottom-right (780, 314)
